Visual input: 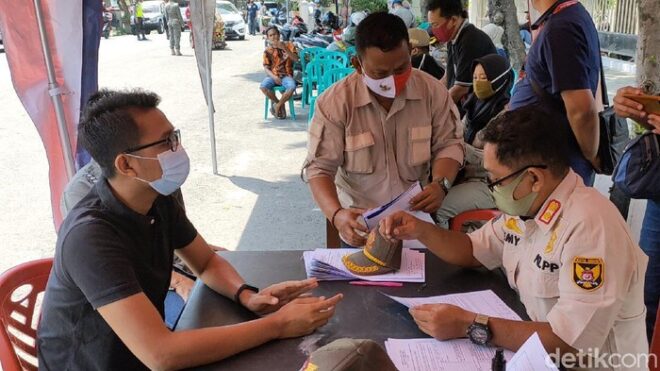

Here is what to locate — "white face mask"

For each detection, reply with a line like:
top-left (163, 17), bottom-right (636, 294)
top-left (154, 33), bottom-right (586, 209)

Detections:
top-left (127, 146), bottom-right (190, 195)
top-left (358, 59), bottom-right (412, 99)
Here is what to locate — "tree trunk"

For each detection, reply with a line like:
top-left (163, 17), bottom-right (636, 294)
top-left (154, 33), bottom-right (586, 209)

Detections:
top-left (636, 0), bottom-right (660, 94)
top-left (487, 0), bottom-right (526, 71)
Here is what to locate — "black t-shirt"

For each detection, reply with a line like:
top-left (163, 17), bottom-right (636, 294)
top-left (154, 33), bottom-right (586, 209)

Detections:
top-left (37, 179), bottom-right (198, 370)
top-left (412, 53), bottom-right (445, 80)
top-left (446, 22), bottom-right (497, 89)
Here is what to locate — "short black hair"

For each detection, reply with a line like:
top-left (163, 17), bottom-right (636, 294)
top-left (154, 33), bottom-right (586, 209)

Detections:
top-left (266, 26), bottom-right (279, 36)
top-left (78, 89), bottom-right (161, 178)
top-left (479, 106), bottom-right (570, 177)
top-left (355, 12), bottom-right (408, 56)
top-left (427, 0), bottom-right (468, 18)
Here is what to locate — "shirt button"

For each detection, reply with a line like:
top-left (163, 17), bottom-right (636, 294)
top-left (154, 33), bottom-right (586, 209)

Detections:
top-left (150, 219), bottom-right (155, 225)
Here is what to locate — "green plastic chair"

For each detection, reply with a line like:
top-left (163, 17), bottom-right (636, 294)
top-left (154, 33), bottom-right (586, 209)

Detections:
top-left (344, 46), bottom-right (357, 59)
top-left (319, 67), bottom-right (355, 92)
top-left (317, 50), bottom-right (350, 67)
top-left (418, 22), bottom-right (430, 31)
top-left (264, 86), bottom-right (296, 120)
top-left (307, 61), bottom-right (350, 122)
top-left (302, 58), bottom-right (344, 118)
top-left (300, 47), bottom-right (326, 108)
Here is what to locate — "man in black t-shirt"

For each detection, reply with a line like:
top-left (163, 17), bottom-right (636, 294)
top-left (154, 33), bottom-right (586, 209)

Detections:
top-left (37, 89), bottom-right (342, 371)
top-left (427, 0), bottom-right (496, 104)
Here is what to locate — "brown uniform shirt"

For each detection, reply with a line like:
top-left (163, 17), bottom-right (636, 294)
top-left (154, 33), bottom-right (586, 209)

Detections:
top-left (470, 171), bottom-right (648, 369)
top-left (303, 70), bottom-right (464, 209)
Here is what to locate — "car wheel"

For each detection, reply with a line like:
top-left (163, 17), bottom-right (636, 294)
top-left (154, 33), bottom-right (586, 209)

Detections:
top-left (239, 35), bottom-right (245, 40)
top-left (158, 20), bottom-right (164, 34)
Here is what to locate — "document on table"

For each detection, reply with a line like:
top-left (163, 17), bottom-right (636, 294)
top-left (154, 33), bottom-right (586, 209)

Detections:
top-left (508, 333), bottom-right (559, 371)
top-left (384, 289), bottom-right (521, 321)
top-left (385, 338), bottom-right (514, 371)
top-left (361, 182), bottom-right (434, 250)
top-left (302, 248), bottom-right (425, 282)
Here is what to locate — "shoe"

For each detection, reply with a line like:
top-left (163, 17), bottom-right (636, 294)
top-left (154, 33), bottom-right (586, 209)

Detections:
top-left (175, 50), bottom-right (182, 56)
top-left (171, 49), bottom-right (175, 55)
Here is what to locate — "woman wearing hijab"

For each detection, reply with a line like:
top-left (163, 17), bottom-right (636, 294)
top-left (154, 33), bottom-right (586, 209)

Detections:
top-left (435, 54), bottom-right (514, 230)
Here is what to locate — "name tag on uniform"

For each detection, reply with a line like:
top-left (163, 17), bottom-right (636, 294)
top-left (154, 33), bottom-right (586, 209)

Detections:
top-left (533, 254), bottom-right (559, 273)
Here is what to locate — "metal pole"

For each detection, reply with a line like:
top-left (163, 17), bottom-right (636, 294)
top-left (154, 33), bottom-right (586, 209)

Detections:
top-left (202, 2), bottom-right (218, 174)
top-left (33, 0), bottom-right (76, 180)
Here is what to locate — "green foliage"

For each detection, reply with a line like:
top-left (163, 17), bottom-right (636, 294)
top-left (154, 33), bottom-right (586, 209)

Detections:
top-left (351, 0), bottom-right (388, 13)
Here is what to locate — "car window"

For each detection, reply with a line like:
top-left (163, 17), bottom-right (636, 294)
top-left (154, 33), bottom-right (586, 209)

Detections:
top-left (216, 2), bottom-right (239, 15)
top-left (143, 3), bottom-right (160, 13)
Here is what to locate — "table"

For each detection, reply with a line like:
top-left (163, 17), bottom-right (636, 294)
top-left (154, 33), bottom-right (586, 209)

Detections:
top-left (175, 250), bottom-right (529, 370)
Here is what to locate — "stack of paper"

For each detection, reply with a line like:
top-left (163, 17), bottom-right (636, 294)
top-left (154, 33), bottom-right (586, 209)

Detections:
top-left (303, 248), bottom-right (425, 282)
top-left (384, 289), bottom-right (522, 321)
top-left (385, 338), bottom-right (514, 371)
top-left (385, 332), bottom-right (558, 371)
top-left (361, 182), bottom-right (435, 250)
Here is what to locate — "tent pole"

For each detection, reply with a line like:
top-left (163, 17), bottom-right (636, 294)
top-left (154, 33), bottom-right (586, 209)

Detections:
top-left (33, 0), bottom-right (76, 179)
top-left (203, 3), bottom-right (218, 175)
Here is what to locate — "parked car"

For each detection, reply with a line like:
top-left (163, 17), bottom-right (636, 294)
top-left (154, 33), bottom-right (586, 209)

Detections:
top-left (216, 0), bottom-right (246, 40)
top-left (141, 0), bottom-right (166, 34)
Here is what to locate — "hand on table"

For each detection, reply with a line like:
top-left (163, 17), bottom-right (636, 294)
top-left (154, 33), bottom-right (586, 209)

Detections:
top-left (409, 304), bottom-right (476, 340)
top-left (334, 207), bottom-right (368, 247)
top-left (170, 271), bottom-right (194, 302)
top-left (409, 181), bottom-right (445, 213)
top-left (243, 278), bottom-right (319, 315)
top-left (379, 211), bottom-right (433, 243)
top-left (272, 294), bottom-right (343, 338)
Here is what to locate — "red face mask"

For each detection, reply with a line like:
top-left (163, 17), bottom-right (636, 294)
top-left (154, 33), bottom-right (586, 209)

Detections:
top-left (432, 21), bottom-right (454, 43)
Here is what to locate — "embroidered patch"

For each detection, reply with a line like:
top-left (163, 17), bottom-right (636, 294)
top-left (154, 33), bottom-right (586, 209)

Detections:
top-left (573, 257), bottom-right (604, 291)
top-left (504, 217), bottom-right (523, 234)
top-left (539, 200), bottom-right (561, 225)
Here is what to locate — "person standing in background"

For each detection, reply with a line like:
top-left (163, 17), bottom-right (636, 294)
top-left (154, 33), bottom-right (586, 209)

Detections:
top-left (247, 0), bottom-right (259, 36)
top-left (135, 0), bottom-right (147, 40)
top-left (160, 0), bottom-right (170, 40)
top-left (165, 0), bottom-right (184, 55)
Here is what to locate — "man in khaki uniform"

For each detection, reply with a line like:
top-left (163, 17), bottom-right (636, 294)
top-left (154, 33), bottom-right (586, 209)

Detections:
top-left (380, 106), bottom-right (649, 370)
top-left (304, 13), bottom-right (464, 247)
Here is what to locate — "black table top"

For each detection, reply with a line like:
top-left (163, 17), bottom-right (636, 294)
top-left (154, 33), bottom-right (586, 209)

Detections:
top-left (175, 250), bottom-right (529, 371)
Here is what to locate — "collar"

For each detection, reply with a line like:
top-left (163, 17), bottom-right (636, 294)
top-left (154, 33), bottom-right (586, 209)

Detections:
top-left (533, 169), bottom-right (580, 233)
top-left (96, 178), bottom-right (160, 227)
top-left (352, 70), bottom-right (424, 108)
top-left (450, 19), bottom-right (469, 44)
top-left (530, 0), bottom-right (578, 30)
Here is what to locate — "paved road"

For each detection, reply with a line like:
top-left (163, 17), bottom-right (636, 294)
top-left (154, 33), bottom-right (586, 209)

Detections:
top-left (0, 32), bottom-right (638, 274)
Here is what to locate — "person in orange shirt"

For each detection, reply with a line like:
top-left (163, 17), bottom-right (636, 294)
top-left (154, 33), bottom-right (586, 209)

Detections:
top-left (260, 26), bottom-right (299, 119)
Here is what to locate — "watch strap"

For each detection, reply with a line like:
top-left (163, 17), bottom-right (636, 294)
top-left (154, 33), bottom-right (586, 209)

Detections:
top-left (234, 283), bottom-right (259, 306)
top-left (475, 313), bottom-right (489, 326)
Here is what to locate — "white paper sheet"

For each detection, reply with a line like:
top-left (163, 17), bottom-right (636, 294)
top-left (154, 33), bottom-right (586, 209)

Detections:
top-left (361, 182), bottom-right (435, 250)
top-left (384, 289), bottom-right (521, 321)
top-left (508, 333), bottom-right (559, 371)
top-left (385, 338), bottom-right (515, 371)
top-left (303, 248), bottom-right (425, 282)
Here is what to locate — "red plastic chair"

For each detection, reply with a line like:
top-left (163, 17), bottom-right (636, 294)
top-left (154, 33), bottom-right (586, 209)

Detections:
top-left (650, 306), bottom-right (660, 371)
top-left (449, 209), bottom-right (502, 231)
top-left (0, 258), bottom-right (53, 371)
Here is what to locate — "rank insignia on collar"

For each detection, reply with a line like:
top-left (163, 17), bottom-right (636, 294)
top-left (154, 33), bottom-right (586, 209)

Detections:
top-left (505, 217), bottom-right (523, 234)
top-left (539, 200), bottom-right (561, 225)
top-left (573, 257), bottom-right (604, 291)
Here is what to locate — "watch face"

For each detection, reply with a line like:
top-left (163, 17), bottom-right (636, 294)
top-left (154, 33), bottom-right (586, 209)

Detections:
top-left (469, 325), bottom-right (490, 345)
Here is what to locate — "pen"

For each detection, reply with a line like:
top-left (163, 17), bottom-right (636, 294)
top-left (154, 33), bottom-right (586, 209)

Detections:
top-left (349, 281), bottom-right (403, 287)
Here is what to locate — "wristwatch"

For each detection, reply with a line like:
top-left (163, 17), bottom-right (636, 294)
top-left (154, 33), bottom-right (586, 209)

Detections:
top-left (435, 177), bottom-right (452, 195)
top-left (467, 313), bottom-right (492, 345)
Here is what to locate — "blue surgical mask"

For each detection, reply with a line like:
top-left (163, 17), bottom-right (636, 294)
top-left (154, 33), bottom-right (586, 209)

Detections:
top-left (127, 146), bottom-right (190, 195)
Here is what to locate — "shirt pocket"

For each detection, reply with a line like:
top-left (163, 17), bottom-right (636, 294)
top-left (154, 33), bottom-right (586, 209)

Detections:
top-left (530, 267), bottom-right (561, 299)
top-left (408, 126), bottom-right (432, 166)
top-left (344, 131), bottom-right (375, 174)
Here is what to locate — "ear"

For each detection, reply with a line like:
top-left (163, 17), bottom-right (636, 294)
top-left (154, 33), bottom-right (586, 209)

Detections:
top-left (114, 154), bottom-right (139, 178)
top-left (351, 56), bottom-right (362, 74)
top-left (528, 168), bottom-right (545, 193)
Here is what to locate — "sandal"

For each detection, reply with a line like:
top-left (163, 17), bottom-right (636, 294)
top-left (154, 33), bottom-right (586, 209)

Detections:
top-left (277, 106), bottom-right (287, 120)
top-left (269, 105), bottom-right (277, 118)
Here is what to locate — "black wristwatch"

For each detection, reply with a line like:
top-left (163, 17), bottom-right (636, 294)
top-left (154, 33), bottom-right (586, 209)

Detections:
top-left (467, 313), bottom-right (492, 345)
top-left (234, 284), bottom-right (259, 307)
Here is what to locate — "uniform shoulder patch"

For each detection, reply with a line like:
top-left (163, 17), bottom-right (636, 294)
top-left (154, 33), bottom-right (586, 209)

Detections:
top-left (573, 257), bottom-right (604, 291)
top-left (539, 200), bottom-right (561, 225)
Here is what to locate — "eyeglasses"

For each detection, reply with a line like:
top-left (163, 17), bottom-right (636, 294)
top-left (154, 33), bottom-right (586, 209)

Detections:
top-left (486, 164), bottom-right (547, 191)
top-left (123, 129), bottom-right (181, 154)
